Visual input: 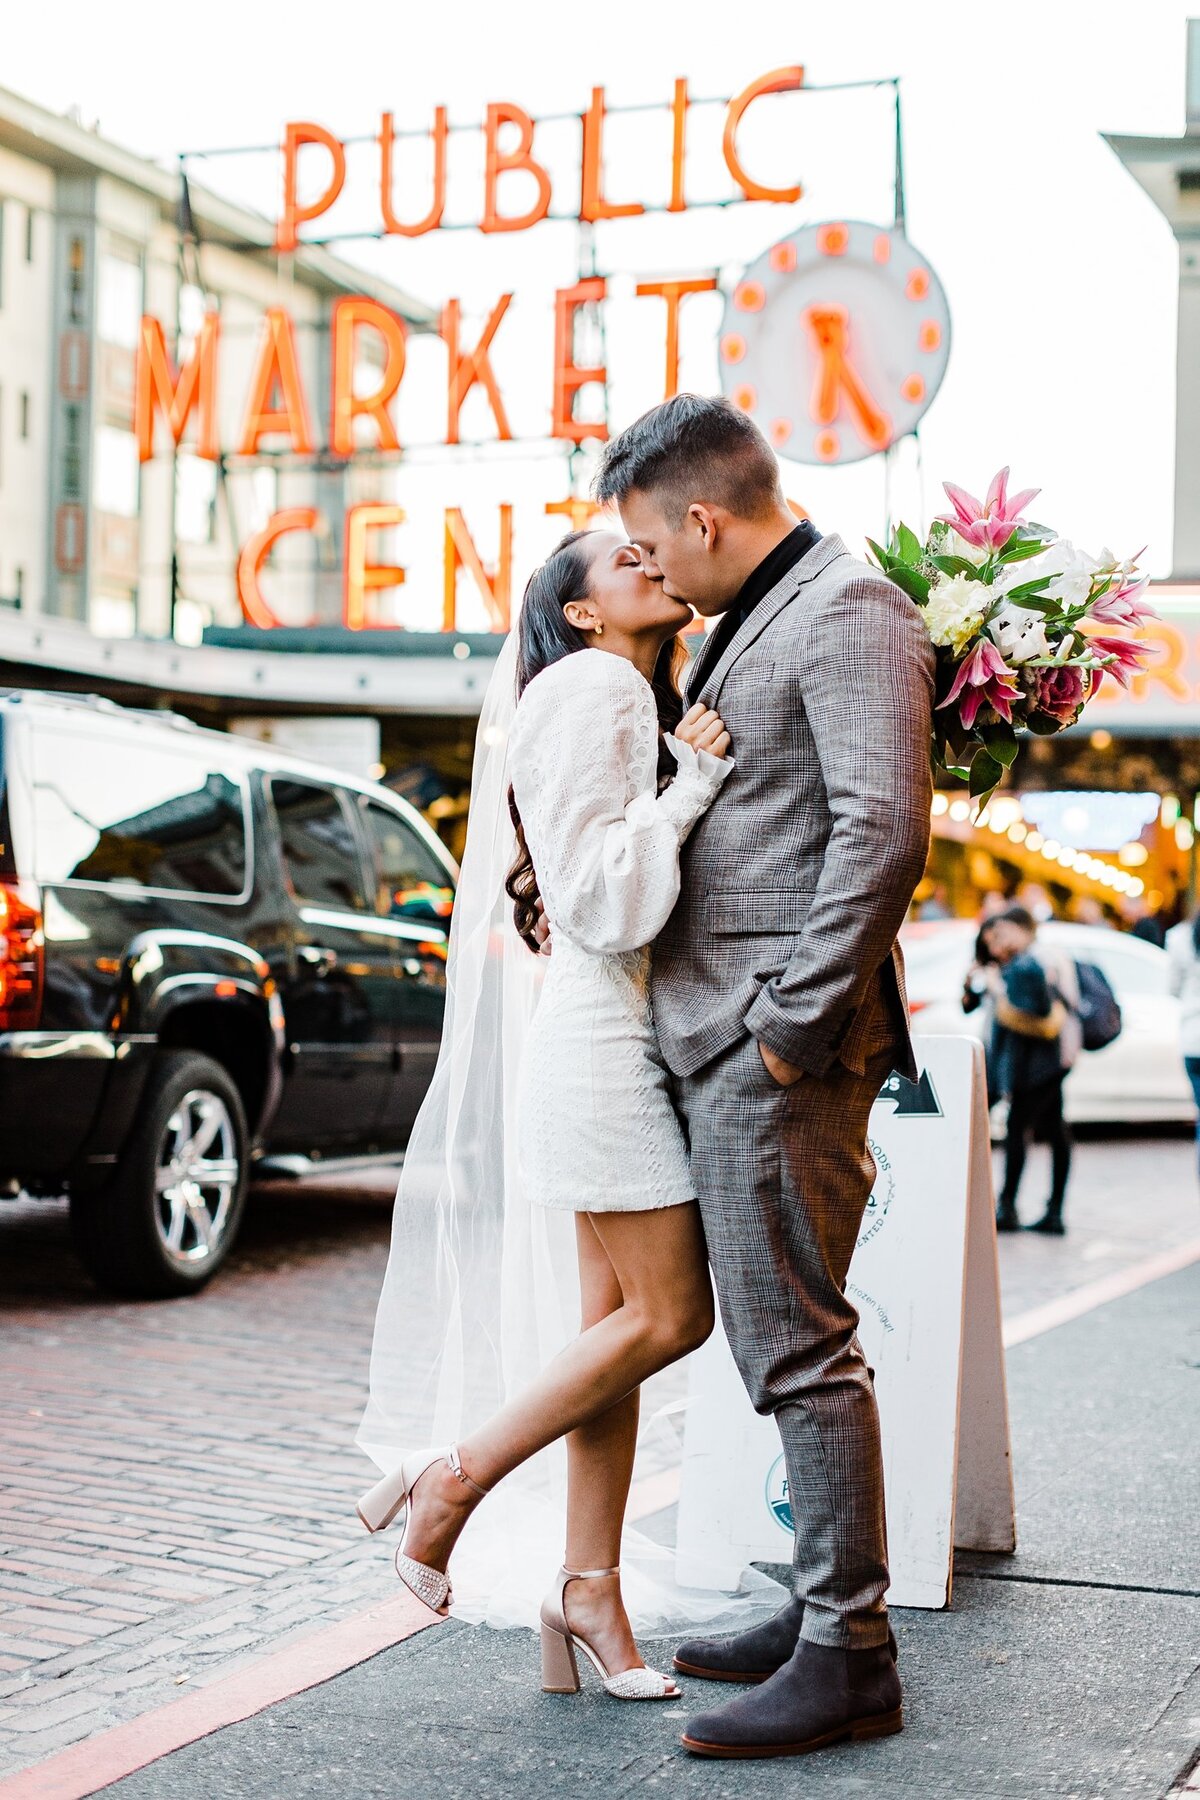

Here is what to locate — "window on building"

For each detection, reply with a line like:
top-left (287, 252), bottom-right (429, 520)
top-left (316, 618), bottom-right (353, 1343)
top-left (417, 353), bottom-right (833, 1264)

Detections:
top-left (13, 568), bottom-right (23, 607)
top-left (92, 425), bottom-right (139, 517)
top-left (89, 592), bottom-right (137, 639)
top-left (32, 732), bottom-right (250, 898)
top-left (97, 250), bottom-right (142, 351)
top-left (19, 392), bottom-right (29, 440)
top-left (23, 206), bottom-right (33, 264)
top-left (270, 780), bottom-right (369, 914)
top-left (177, 451), bottom-right (218, 545)
top-left (248, 465), bottom-right (280, 533)
top-left (177, 283), bottom-right (211, 360)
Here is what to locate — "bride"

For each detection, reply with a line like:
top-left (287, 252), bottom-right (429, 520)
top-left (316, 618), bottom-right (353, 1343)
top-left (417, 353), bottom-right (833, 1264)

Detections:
top-left (357, 527), bottom-right (769, 1701)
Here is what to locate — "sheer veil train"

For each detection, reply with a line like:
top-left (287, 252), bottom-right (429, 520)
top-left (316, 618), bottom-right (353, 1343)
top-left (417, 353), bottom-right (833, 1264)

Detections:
top-left (357, 628), bottom-right (783, 1635)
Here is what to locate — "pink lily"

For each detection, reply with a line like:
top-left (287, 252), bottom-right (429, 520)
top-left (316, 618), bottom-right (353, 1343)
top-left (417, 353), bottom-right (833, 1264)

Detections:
top-left (937, 638), bottom-right (1022, 729)
top-left (1089, 634), bottom-right (1151, 691)
top-left (1086, 577), bottom-right (1157, 630)
top-left (935, 467), bottom-right (1040, 552)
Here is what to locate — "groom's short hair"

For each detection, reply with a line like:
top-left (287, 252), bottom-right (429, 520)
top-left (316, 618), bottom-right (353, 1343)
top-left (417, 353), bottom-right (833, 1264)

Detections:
top-left (593, 393), bottom-right (784, 525)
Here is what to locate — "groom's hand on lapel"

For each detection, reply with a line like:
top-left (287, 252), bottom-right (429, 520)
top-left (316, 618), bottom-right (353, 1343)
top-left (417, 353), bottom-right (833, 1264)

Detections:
top-left (758, 1041), bottom-right (806, 1088)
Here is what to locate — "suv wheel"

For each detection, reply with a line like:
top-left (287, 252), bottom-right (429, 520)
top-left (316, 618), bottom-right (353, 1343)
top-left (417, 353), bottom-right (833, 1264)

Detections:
top-left (70, 1051), bottom-right (248, 1298)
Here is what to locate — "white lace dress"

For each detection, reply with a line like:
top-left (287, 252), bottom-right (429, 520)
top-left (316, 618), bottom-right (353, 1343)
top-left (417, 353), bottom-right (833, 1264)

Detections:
top-left (507, 649), bottom-right (733, 1213)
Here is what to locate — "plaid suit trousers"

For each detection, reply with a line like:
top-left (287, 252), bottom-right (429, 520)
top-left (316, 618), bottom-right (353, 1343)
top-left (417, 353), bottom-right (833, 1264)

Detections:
top-left (677, 1027), bottom-right (898, 1649)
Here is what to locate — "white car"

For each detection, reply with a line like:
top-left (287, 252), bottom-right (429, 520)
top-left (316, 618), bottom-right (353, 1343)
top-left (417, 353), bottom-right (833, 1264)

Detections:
top-left (899, 919), bottom-right (1194, 1126)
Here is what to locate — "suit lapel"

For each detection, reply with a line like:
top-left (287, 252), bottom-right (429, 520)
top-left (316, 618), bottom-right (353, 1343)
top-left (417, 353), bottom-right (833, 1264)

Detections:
top-left (687, 534), bottom-right (849, 708)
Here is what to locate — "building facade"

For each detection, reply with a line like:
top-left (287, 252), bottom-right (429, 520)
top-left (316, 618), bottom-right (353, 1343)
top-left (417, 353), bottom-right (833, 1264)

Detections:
top-left (0, 84), bottom-right (433, 643)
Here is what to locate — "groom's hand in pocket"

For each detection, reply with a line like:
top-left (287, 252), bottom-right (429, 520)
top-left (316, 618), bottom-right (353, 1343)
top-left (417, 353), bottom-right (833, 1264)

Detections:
top-left (759, 1041), bottom-right (806, 1088)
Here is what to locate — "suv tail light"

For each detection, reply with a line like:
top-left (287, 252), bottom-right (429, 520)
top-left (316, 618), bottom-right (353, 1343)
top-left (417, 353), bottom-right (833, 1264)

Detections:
top-left (0, 880), bottom-right (44, 1031)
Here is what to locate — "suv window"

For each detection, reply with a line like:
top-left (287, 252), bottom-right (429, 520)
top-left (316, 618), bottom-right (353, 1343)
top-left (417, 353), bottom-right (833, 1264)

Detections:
top-left (359, 800), bottom-right (454, 924)
top-left (272, 779), bottom-right (368, 913)
top-left (32, 727), bottom-right (249, 897)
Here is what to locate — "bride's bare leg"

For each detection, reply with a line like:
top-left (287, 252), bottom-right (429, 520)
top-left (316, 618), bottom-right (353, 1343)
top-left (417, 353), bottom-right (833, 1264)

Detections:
top-left (401, 1202), bottom-right (712, 1575)
top-left (562, 1216), bottom-right (642, 1674)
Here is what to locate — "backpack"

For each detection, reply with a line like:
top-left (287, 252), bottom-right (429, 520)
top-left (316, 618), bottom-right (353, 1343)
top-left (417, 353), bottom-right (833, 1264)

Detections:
top-left (1073, 960), bottom-right (1122, 1052)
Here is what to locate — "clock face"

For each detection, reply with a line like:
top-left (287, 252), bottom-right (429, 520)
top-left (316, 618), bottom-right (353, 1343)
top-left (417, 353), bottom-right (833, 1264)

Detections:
top-left (718, 220), bottom-right (951, 466)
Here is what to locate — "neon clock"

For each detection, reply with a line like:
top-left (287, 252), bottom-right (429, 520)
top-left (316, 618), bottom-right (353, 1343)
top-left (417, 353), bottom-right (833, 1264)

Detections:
top-left (719, 220), bottom-right (951, 466)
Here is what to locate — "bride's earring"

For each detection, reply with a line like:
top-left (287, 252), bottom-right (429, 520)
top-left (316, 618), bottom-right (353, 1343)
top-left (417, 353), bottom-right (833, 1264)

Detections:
top-left (594, 621), bottom-right (604, 637)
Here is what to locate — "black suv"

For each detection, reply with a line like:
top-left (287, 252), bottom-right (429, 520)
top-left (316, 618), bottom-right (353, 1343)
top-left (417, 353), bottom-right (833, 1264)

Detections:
top-left (0, 691), bottom-right (457, 1298)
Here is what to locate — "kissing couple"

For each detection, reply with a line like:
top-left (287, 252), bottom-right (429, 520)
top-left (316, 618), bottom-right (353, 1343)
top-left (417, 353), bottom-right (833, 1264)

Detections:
top-left (357, 393), bottom-right (934, 1761)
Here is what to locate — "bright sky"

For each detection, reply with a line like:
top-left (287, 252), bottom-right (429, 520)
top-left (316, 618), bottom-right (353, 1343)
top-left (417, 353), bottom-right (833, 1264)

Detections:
top-left (3, 0), bottom-right (1193, 622)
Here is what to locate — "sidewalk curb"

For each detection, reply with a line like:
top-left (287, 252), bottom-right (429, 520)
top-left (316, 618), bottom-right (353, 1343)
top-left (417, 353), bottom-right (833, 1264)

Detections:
top-left (0, 1589), bottom-right (441, 1800)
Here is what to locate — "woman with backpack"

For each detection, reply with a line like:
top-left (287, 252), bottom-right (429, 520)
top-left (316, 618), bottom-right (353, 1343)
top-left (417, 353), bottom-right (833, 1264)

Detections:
top-left (1166, 911), bottom-right (1200, 1168)
top-left (976, 905), bottom-right (1081, 1235)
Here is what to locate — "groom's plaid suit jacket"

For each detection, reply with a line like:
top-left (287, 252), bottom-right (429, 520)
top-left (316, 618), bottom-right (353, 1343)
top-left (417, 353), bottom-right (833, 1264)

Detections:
top-left (652, 532), bottom-right (935, 1084)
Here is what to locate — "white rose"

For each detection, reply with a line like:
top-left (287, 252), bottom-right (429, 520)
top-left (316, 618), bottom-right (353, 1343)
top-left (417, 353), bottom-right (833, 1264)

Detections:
top-left (989, 600), bottom-right (1051, 664)
top-left (923, 573), bottom-right (986, 654)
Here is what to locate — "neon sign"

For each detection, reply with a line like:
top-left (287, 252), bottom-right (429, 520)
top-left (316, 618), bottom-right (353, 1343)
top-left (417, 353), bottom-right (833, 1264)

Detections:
top-left (132, 69), bottom-right (950, 630)
top-left (274, 70), bottom-right (805, 249)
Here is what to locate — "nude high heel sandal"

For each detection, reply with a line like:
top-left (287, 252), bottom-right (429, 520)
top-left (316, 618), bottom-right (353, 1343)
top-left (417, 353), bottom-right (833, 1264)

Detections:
top-left (539, 1567), bottom-right (681, 1700)
top-left (356, 1446), bottom-right (489, 1615)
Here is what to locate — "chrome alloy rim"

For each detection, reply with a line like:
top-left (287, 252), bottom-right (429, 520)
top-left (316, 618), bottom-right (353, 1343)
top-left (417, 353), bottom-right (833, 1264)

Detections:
top-left (154, 1089), bottom-right (239, 1269)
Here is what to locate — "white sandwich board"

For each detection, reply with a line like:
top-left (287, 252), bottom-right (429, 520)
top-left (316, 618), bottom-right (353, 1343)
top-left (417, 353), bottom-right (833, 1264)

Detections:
top-left (675, 1035), bottom-right (1015, 1609)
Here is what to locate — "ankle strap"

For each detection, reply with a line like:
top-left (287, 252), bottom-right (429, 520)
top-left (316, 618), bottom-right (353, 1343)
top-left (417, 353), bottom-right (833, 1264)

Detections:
top-left (445, 1446), bottom-right (489, 1500)
top-left (562, 1565), bottom-right (620, 1581)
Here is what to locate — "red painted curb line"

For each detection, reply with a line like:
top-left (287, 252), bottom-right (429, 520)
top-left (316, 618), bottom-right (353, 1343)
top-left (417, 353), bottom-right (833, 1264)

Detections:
top-left (0, 1587), bottom-right (440, 1800)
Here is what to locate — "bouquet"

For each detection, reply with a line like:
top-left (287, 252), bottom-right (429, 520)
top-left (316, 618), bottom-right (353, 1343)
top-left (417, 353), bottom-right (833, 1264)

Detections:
top-left (868, 469), bottom-right (1156, 801)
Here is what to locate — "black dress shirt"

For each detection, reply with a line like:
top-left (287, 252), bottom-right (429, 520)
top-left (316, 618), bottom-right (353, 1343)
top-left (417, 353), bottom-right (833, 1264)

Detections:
top-left (689, 520), bottom-right (822, 695)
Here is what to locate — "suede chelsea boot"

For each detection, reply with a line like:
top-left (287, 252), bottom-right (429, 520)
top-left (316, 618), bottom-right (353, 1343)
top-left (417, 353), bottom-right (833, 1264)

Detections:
top-left (674, 1597), bottom-right (897, 1684)
top-left (681, 1637), bottom-right (902, 1759)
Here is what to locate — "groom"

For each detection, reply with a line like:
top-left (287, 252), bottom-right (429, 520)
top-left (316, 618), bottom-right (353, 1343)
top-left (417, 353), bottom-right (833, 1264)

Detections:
top-left (594, 395), bottom-right (935, 1760)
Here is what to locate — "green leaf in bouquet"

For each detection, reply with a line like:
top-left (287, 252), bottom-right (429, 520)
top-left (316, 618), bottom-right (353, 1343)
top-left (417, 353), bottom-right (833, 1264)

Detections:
top-left (979, 725), bottom-right (1019, 766)
top-left (995, 536), bottom-right (1049, 566)
top-left (998, 582), bottom-right (1058, 611)
top-left (968, 750), bottom-right (1005, 799)
top-left (883, 562), bottom-right (931, 604)
top-left (930, 554), bottom-right (979, 578)
top-left (1024, 710), bottom-right (1064, 736)
top-left (895, 522), bottom-right (924, 565)
top-left (866, 536), bottom-right (892, 571)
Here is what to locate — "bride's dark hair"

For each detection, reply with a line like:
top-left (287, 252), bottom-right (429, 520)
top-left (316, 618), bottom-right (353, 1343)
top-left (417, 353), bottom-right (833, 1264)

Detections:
top-left (505, 530), bottom-right (688, 953)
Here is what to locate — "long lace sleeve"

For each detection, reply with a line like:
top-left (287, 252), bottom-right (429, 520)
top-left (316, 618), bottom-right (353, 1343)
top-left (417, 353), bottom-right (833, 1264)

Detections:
top-left (509, 651), bottom-right (732, 955)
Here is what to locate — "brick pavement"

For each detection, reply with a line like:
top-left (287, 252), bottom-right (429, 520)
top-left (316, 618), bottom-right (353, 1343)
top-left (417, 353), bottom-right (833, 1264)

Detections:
top-left (0, 1135), bottom-right (1196, 1780)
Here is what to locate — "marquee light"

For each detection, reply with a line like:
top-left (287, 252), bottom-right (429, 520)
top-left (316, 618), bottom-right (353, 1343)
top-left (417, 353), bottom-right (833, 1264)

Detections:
top-left (331, 298), bottom-right (407, 455)
top-left (237, 308), bottom-right (314, 457)
top-left (135, 312), bottom-right (220, 461)
top-left (345, 504), bottom-right (406, 630)
top-left (379, 107), bottom-right (448, 238)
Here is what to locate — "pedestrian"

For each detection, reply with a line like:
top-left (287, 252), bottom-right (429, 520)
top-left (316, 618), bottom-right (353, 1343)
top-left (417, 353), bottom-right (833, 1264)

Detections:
top-left (961, 922), bottom-right (1000, 1103)
top-left (1125, 896), bottom-right (1167, 947)
top-left (1165, 909), bottom-right (1200, 1168)
top-left (979, 904), bottom-right (1080, 1234)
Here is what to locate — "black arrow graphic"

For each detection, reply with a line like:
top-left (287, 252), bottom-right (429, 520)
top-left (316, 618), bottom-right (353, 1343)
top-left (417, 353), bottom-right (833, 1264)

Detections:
top-left (876, 1068), bottom-right (943, 1117)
